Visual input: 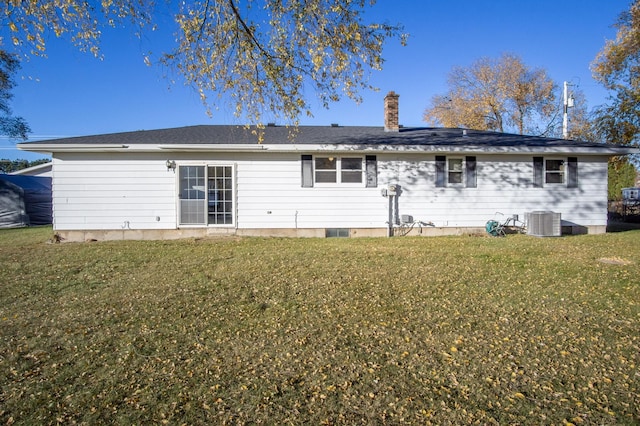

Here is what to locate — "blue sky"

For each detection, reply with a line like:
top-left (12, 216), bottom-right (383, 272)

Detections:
top-left (0, 0), bottom-right (631, 161)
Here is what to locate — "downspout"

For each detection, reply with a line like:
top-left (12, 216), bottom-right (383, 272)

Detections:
top-left (387, 194), bottom-right (393, 237)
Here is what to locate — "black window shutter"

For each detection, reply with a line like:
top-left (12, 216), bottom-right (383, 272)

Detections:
top-left (465, 156), bottom-right (477, 188)
top-left (365, 155), bottom-right (377, 188)
top-left (301, 155), bottom-right (313, 187)
top-left (435, 156), bottom-right (446, 187)
top-left (567, 157), bottom-right (578, 188)
top-left (533, 157), bottom-right (543, 188)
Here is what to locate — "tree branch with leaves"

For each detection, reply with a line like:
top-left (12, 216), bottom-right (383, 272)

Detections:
top-left (162, 0), bottom-right (405, 128)
top-left (0, 0), bottom-right (406, 137)
top-left (0, 51), bottom-right (29, 139)
top-left (592, 0), bottom-right (640, 146)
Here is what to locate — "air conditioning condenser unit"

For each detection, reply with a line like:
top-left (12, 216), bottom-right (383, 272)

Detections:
top-left (526, 211), bottom-right (561, 237)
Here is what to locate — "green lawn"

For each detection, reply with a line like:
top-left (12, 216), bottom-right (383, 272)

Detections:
top-left (1, 226), bottom-right (639, 425)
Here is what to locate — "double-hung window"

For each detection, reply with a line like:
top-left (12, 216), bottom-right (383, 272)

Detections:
top-left (302, 155), bottom-right (377, 187)
top-left (314, 156), bottom-right (363, 184)
top-left (341, 157), bottom-right (364, 183)
top-left (314, 157), bottom-right (338, 183)
top-left (545, 159), bottom-right (565, 184)
top-left (533, 157), bottom-right (578, 188)
top-left (448, 158), bottom-right (464, 184)
top-left (435, 156), bottom-right (477, 188)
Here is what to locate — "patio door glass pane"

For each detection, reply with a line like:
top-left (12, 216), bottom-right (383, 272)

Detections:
top-left (208, 166), bottom-right (233, 225)
top-left (179, 166), bottom-right (206, 225)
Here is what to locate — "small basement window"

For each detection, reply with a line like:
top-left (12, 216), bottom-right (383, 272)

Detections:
top-left (325, 228), bottom-right (350, 238)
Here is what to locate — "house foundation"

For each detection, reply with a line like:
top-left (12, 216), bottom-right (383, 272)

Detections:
top-left (52, 223), bottom-right (606, 242)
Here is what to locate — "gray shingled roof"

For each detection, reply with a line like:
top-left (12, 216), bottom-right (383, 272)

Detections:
top-left (17, 124), bottom-right (632, 150)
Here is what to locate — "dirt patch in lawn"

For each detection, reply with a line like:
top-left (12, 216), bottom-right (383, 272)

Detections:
top-left (598, 256), bottom-right (634, 265)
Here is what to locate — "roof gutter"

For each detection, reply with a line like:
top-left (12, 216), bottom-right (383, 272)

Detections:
top-left (17, 142), bottom-right (638, 156)
top-left (18, 143), bottom-right (129, 153)
top-left (158, 144), bottom-right (267, 152)
top-left (265, 144), bottom-right (639, 156)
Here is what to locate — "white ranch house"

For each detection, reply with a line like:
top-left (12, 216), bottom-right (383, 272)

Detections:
top-left (19, 92), bottom-right (637, 241)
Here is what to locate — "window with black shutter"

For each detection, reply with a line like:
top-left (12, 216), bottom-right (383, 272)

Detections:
top-left (533, 156), bottom-right (578, 187)
top-left (436, 156), bottom-right (477, 188)
top-left (365, 155), bottom-right (377, 188)
top-left (435, 156), bottom-right (446, 187)
top-left (301, 155), bottom-right (313, 187)
top-left (567, 157), bottom-right (578, 188)
top-left (301, 155), bottom-right (375, 187)
top-left (533, 157), bottom-right (544, 187)
top-left (466, 156), bottom-right (477, 188)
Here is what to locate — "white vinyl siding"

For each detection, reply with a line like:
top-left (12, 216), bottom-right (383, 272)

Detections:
top-left (236, 155), bottom-right (383, 229)
top-left (52, 154), bottom-right (177, 230)
top-left (50, 151), bottom-right (610, 232)
top-left (379, 154), bottom-right (607, 228)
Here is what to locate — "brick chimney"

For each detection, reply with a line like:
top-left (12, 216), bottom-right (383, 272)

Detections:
top-left (384, 91), bottom-right (400, 132)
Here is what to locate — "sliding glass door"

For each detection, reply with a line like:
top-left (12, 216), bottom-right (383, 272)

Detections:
top-left (178, 165), bottom-right (234, 226)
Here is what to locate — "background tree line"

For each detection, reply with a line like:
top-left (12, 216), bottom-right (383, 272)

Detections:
top-left (0, 158), bottom-right (50, 174)
top-left (422, 53), bottom-right (592, 140)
